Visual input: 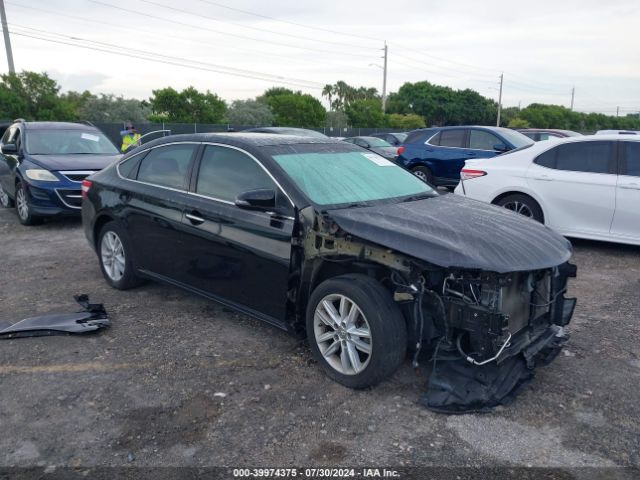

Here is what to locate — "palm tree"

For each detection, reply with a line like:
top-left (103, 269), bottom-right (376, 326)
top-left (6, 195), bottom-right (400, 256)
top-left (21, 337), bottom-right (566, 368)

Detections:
top-left (322, 84), bottom-right (334, 112)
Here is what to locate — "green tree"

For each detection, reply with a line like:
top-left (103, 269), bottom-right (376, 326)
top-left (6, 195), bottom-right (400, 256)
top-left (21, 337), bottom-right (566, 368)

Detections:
top-left (78, 93), bottom-right (150, 123)
top-left (148, 86), bottom-right (226, 123)
top-left (226, 99), bottom-right (274, 125)
top-left (325, 110), bottom-right (349, 129)
top-left (0, 71), bottom-right (76, 120)
top-left (507, 117), bottom-right (530, 128)
top-left (260, 89), bottom-right (325, 127)
top-left (385, 113), bottom-right (426, 130)
top-left (345, 99), bottom-right (384, 127)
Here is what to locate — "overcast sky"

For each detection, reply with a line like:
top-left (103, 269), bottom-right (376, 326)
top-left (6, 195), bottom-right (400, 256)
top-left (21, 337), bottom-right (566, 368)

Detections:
top-left (1, 0), bottom-right (639, 115)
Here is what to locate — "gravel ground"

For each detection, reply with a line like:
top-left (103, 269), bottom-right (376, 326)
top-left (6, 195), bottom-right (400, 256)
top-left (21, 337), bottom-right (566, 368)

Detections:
top-left (0, 206), bottom-right (638, 475)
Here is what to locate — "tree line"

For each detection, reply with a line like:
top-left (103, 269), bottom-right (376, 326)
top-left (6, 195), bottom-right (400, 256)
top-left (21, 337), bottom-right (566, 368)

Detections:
top-left (1, 71), bottom-right (638, 132)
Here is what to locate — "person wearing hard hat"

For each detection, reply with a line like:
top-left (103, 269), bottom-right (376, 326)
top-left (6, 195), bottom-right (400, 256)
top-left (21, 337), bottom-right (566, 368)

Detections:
top-left (120, 123), bottom-right (141, 153)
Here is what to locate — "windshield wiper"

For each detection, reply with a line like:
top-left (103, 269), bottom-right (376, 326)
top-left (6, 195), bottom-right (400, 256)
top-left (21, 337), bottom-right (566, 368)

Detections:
top-left (400, 193), bottom-right (437, 203)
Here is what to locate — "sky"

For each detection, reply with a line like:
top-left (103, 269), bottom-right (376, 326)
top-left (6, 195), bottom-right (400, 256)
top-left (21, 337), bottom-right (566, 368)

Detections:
top-left (1, 0), bottom-right (639, 115)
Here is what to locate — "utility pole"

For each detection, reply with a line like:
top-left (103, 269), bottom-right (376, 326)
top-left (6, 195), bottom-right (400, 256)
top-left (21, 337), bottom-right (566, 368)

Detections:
top-left (0, 0), bottom-right (14, 74)
top-left (616, 106), bottom-right (620, 117)
top-left (570, 86), bottom-right (575, 111)
top-left (381, 41), bottom-right (388, 114)
top-left (496, 72), bottom-right (503, 127)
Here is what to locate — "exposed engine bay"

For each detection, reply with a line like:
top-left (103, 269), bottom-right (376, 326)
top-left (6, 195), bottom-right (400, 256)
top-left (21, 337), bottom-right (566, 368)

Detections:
top-left (291, 205), bottom-right (577, 412)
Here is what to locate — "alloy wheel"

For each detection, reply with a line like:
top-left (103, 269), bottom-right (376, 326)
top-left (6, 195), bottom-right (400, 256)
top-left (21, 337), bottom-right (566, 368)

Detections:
top-left (413, 171), bottom-right (427, 181)
top-left (16, 187), bottom-right (29, 221)
top-left (0, 186), bottom-right (9, 207)
top-left (101, 231), bottom-right (126, 282)
top-left (503, 201), bottom-right (534, 218)
top-left (313, 294), bottom-right (372, 376)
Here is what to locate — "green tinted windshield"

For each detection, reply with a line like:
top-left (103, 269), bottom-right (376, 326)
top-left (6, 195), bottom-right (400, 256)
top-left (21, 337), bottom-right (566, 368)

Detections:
top-left (272, 151), bottom-right (433, 206)
top-left (26, 129), bottom-right (119, 155)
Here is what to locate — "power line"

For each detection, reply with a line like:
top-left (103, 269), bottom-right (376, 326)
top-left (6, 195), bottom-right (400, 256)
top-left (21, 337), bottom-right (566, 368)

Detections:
top-left (8, 25), bottom-right (326, 89)
top-left (87, 0), bottom-right (378, 60)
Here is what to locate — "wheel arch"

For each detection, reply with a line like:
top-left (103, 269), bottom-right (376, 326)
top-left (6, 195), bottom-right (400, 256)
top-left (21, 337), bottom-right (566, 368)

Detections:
top-left (92, 213), bottom-right (116, 249)
top-left (491, 190), bottom-right (547, 223)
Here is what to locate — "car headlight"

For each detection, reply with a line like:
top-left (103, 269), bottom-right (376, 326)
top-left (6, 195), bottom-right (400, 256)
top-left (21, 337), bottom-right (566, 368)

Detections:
top-left (25, 169), bottom-right (59, 182)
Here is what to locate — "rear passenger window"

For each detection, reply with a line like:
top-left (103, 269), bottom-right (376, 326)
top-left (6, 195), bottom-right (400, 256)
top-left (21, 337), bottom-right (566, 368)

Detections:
top-left (136, 144), bottom-right (196, 190)
top-left (469, 130), bottom-right (500, 150)
top-left (405, 131), bottom-right (433, 144)
top-left (555, 141), bottom-right (612, 174)
top-left (118, 154), bottom-right (144, 179)
top-left (438, 129), bottom-right (466, 148)
top-left (196, 146), bottom-right (275, 203)
top-left (534, 148), bottom-right (557, 168)
top-left (623, 142), bottom-right (640, 177)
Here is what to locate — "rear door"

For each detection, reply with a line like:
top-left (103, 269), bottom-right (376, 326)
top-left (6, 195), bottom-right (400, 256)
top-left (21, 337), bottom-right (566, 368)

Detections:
top-left (429, 129), bottom-right (469, 181)
top-left (610, 141), bottom-right (640, 239)
top-left (527, 140), bottom-right (617, 234)
top-left (179, 144), bottom-right (294, 324)
top-left (468, 129), bottom-right (502, 159)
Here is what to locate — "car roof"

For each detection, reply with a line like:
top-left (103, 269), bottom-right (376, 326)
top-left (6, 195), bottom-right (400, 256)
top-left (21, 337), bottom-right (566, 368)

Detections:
top-left (137, 132), bottom-right (342, 150)
top-left (21, 121), bottom-right (100, 131)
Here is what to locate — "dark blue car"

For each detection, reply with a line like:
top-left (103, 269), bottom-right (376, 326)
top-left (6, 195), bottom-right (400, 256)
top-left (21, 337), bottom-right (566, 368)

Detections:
top-left (0, 121), bottom-right (121, 225)
top-left (396, 126), bottom-right (534, 187)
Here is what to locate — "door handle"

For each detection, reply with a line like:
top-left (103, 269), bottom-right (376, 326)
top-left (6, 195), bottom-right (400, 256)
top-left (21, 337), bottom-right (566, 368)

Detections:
top-left (619, 183), bottom-right (640, 190)
top-left (532, 175), bottom-right (553, 181)
top-left (185, 211), bottom-right (205, 225)
top-left (465, 152), bottom-right (476, 156)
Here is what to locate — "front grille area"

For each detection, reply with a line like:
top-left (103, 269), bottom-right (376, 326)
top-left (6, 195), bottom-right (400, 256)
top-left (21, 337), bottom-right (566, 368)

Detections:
top-left (60, 171), bottom-right (96, 182)
top-left (55, 189), bottom-right (82, 208)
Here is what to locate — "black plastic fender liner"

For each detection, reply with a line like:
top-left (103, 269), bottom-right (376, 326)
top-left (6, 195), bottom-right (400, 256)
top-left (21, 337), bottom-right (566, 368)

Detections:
top-left (0, 295), bottom-right (109, 339)
top-left (422, 330), bottom-right (568, 413)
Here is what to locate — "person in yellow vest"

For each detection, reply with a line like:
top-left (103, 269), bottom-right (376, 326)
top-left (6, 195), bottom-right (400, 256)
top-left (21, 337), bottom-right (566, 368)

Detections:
top-left (120, 123), bottom-right (141, 152)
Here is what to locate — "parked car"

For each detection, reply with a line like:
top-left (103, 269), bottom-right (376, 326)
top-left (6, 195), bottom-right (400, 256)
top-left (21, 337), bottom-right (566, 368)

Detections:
top-left (0, 120), bottom-right (121, 225)
top-left (342, 136), bottom-right (398, 160)
top-left (243, 127), bottom-right (327, 138)
top-left (517, 128), bottom-right (582, 141)
top-left (82, 132), bottom-right (576, 409)
top-left (370, 132), bottom-right (407, 146)
top-left (454, 135), bottom-right (640, 246)
top-left (396, 126), bottom-right (534, 187)
top-left (595, 130), bottom-right (639, 136)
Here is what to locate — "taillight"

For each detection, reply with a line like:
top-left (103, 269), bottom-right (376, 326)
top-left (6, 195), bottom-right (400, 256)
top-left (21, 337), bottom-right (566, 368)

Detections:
top-left (397, 146), bottom-right (405, 155)
top-left (460, 169), bottom-right (487, 181)
top-left (81, 179), bottom-right (92, 198)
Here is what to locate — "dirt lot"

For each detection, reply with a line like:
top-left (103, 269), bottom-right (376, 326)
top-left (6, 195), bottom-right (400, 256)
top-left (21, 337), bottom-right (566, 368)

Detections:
top-left (0, 206), bottom-right (639, 474)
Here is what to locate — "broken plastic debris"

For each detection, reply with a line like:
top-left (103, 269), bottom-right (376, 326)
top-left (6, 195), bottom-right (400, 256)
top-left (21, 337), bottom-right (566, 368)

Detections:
top-left (0, 295), bottom-right (109, 339)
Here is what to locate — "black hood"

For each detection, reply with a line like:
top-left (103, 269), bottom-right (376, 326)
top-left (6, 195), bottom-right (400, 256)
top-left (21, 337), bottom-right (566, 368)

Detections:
top-left (326, 194), bottom-right (572, 273)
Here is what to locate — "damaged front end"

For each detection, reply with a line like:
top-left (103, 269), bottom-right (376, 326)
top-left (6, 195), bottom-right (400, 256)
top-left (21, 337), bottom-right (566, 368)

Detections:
top-left (294, 202), bottom-right (577, 413)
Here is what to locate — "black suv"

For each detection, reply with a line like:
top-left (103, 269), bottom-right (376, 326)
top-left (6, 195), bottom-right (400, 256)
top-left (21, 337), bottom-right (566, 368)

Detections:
top-left (82, 133), bottom-right (576, 410)
top-left (0, 120), bottom-right (120, 225)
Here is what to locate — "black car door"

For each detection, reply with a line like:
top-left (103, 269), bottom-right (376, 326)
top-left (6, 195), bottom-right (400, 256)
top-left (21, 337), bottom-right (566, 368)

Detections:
top-left (0, 126), bottom-right (20, 197)
top-left (119, 142), bottom-right (200, 278)
top-left (179, 144), bottom-right (295, 325)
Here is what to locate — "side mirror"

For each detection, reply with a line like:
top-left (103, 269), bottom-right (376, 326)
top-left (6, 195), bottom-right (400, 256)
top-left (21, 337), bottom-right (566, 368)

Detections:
top-left (493, 143), bottom-right (510, 153)
top-left (235, 188), bottom-right (276, 211)
top-left (362, 142), bottom-right (371, 149)
top-left (1, 144), bottom-right (17, 154)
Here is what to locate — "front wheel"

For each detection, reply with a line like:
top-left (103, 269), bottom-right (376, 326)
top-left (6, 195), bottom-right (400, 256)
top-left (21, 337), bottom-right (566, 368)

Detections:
top-left (496, 193), bottom-right (544, 223)
top-left (98, 221), bottom-right (143, 290)
top-left (306, 274), bottom-right (407, 389)
top-left (15, 181), bottom-right (42, 225)
top-left (0, 184), bottom-right (14, 208)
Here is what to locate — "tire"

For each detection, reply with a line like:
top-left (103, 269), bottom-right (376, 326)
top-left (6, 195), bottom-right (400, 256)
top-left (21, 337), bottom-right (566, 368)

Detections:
top-left (0, 184), bottom-right (14, 208)
top-left (496, 193), bottom-right (544, 223)
top-left (411, 166), bottom-right (434, 185)
top-left (15, 181), bottom-right (42, 225)
top-left (97, 221), bottom-right (143, 290)
top-left (306, 274), bottom-right (407, 389)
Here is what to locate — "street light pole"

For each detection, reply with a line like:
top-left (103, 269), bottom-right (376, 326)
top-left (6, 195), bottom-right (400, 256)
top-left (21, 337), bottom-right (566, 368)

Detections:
top-left (496, 72), bottom-right (503, 127)
top-left (0, 0), bottom-right (15, 74)
top-left (382, 41), bottom-right (388, 113)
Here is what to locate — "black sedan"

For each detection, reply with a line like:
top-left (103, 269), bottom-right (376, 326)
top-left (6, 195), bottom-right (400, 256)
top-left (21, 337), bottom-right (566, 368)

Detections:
top-left (342, 136), bottom-right (399, 161)
top-left (82, 133), bottom-right (576, 410)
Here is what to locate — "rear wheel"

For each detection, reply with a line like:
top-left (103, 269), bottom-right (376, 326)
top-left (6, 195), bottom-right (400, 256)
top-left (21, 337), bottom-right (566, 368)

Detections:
top-left (0, 184), bottom-right (14, 208)
top-left (496, 194), bottom-right (544, 223)
top-left (15, 181), bottom-right (42, 225)
top-left (306, 274), bottom-right (407, 389)
top-left (411, 166), bottom-right (434, 185)
top-left (98, 221), bottom-right (143, 290)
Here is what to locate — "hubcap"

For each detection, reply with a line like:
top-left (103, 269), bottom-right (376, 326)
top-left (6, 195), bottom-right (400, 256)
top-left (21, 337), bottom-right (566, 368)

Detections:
top-left (314, 294), bottom-right (372, 376)
top-left (16, 188), bottom-right (29, 220)
top-left (0, 186), bottom-right (8, 207)
top-left (413, 170), bottom-right (427, 181)
top-left (101, 231), bottom-right (126, 282)
top-left (503, 201), bottom-right (534, 218)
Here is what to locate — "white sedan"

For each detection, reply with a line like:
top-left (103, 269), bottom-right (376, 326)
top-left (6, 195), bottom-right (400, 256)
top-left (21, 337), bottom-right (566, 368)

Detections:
top-left (454, 135), bottom-right (640, 246)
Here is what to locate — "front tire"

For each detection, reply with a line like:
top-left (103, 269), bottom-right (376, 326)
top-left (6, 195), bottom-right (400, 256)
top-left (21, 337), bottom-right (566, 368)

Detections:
top-left (0, 184), bottom-right (14, 208)
top-left (98, 221), bottom-right (142, 290)
top-left (306, 274), bottom-right (407, 389)
top-left (496, 193), bottom-right (544, 223)
top-left (15, 181), bottom-right (42, 225)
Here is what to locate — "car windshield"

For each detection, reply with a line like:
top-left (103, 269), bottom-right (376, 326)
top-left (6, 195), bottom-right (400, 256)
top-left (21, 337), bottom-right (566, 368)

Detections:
top-left (272, 149), bottom-right (434, 207)
top-left (364, 138), bottom-right (393, 147)
top-left (26, 129), bottom-right (119, 155)
top-left (496, 128), bottom-right (535, 149)
top-left (394, 133), bottom-right (408, 142)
